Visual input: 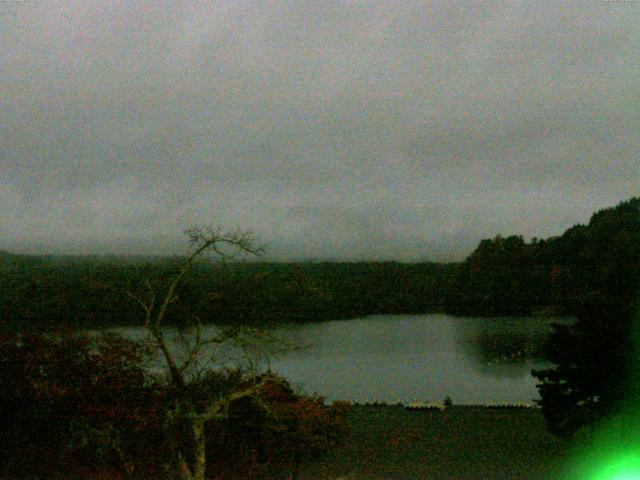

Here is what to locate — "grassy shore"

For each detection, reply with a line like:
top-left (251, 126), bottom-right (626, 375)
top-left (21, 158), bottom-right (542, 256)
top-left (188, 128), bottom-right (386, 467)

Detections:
top-left (300, 405), bottom-right (572, 480)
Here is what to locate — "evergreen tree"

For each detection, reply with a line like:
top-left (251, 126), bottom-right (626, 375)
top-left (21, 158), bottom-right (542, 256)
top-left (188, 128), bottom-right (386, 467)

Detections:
top-left (532, 198), bottom-right (640, 437)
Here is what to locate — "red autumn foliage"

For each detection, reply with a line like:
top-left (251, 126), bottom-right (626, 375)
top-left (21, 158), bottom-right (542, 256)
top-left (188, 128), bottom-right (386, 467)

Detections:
top-left (205, 373), bottom-right (349, 479)
top-left (0, 334), bottom-right (348, 479)
top-left (0, 331), bottom-right (164, 478)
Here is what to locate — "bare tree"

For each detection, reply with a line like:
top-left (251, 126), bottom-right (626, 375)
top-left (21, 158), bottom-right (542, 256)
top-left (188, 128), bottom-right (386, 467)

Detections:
top-left (228, 324), bottom-right (306, 382)
top-left (128, 226), bottom-right (281, 480)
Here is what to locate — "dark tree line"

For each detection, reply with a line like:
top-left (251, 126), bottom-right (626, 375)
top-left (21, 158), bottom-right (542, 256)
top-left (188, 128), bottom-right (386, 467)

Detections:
top-left (443, 197), bottom-right (640, 318)
top-left (1, 198), bottom-right (638, 332)
top-left (531, 198), bottom-right (640, 437)
top-left (0, 255), bottom-right (453, 330)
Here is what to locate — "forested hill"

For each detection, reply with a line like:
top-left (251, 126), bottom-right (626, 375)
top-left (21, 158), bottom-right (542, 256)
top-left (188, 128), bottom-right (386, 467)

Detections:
top-left (443, 197), bottom-right (640, 317)
top-left (0, 256), bottom-right (454, 329)
top-left (1, 197), bottom-right (638, 329)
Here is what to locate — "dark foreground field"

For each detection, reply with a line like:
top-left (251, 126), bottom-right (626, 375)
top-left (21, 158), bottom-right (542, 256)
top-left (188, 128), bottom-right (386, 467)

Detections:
top-left (300, 405), bottom-right (571, 480)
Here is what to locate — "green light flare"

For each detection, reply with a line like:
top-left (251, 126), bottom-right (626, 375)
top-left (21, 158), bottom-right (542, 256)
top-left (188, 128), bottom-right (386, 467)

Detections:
top-left (589, 451), bottom-right (640, 480)
top-left (560, 433), bottom-right (640, 480)
top-left (560, 305), bottom-right (640, 480)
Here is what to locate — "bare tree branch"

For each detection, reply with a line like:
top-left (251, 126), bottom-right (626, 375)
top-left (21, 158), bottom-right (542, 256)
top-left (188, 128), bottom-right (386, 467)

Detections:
top-left (128, 225), bottom-right (272, 480)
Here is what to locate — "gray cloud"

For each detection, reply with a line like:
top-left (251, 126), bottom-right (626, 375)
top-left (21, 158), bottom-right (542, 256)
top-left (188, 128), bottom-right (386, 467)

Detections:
top-left (1, 0), bottom-right (638, 261)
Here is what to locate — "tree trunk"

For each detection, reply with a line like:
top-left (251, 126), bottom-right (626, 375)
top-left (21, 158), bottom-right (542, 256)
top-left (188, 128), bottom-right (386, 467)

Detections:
top-left (170, 416), bottom-right (207, 480)
top-left (192, 417), bottom-right (206, 480)
top-left (178, 457), bottom-right (194, 480)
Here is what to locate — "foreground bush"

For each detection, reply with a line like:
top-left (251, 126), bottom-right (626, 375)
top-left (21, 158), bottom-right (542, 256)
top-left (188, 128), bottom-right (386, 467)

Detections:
top-left (0, 332), bottom-right (348, 479)
top-left (0, 331), bottom-right (165, 478)
top-left (204, 372), bottom-right (349, 479)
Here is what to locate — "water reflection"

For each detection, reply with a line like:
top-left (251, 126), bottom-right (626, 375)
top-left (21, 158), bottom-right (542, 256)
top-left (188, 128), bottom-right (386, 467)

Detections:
top-left (100, 314), bottom-right (574, 404)
top-left (453, 317), bottom-right (570, 380)
top-left (265, 314), bottom-right (571, 403)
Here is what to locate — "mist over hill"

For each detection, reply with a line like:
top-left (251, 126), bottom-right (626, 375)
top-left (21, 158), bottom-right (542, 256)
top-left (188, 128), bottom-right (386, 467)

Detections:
top-left (1, 197), bottom-right (638, 329)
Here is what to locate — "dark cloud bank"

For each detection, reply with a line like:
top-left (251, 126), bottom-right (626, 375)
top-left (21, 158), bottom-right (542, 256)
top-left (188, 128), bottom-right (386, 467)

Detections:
top-left (1, 1), bottom-right (638, 261)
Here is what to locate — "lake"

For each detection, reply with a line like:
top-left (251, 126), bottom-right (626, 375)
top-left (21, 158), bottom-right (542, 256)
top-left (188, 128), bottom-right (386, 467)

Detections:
top-left (105, 314), bottom-right (571, 405)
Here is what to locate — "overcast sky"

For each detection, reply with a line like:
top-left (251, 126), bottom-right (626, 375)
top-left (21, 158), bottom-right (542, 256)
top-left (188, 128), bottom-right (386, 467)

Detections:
top-left (1, 1), bottom-right (638, 261)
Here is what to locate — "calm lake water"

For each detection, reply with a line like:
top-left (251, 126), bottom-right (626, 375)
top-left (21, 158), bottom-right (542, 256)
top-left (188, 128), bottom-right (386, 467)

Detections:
top-left (105, 314), bottom-right (571, 405)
